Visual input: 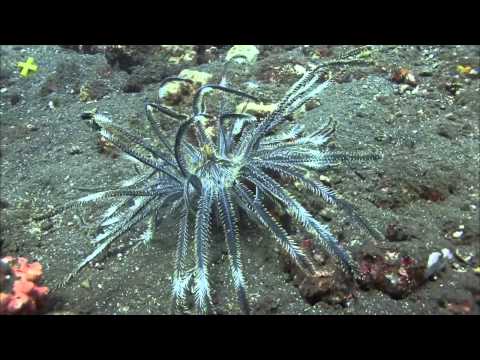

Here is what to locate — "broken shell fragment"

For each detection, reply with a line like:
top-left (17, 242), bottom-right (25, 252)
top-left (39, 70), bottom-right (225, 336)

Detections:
top-left (454, 247), bottom-right (475, 265)
top-left (425, 248), bottom-right (453, 279)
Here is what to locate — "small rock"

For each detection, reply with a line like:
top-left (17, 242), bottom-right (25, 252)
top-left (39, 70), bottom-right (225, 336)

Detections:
top-left (359, 253), bottom-right (426, 299)
top-left (293, 64), bottom-right (306, 75)
top-left (313, 253), bottom-right (326, 265)
top-left (445, 300), bottom-right (474, 315)
top-left (454, 247), bottom-right (474, 265)
top-left (122, 78), bottom-right (143, 93)
top-left (69, 146), bottom-right (82, 155)
top-left (445, 81), bottom-right (461, 96)
top-left (425, 248), bottom-right (453, 279)
top-left (452, 230), bottom-right (463, 239)
top-left (235, 102), bottom-right (276, 118)
top-left (10, 93), bottom-right (21, 105)
top-left (398, 84), bottom-right (411, 94)
top-left (444, 113), bottom-right (455, 121)
top-left (375, 95), bottom-right (393, 105)
top-left (79, 80), bottom-right (109, 102)
top-left (418, 68), bottom-right (434, 76)
top-left (159, 69), bottom-right (213, 106)
top-left (26, 124), bottom-right (38, 131)
top-left (437, 123), bottom-right (457, 139)
top-left (391, 68), bottom-right (417, 86)
top-left (0, 198), bottom-right (10, 209)
top-left (40, 220), bottom-right (53, 231)
top-left (179, 69), bottom-right (213, 87)
top-left (318, 208), bottom-right (332, 221)
top-left (386, 222), bottom-right (414, 242)
top-left (226, 45), bottom-right (260, 64)
top-left (456, 65), bottom-right (472, 75)
top-left (80, 279), bottom-right (91, 289)
top-left (319, 175), bottom-right (331, 184)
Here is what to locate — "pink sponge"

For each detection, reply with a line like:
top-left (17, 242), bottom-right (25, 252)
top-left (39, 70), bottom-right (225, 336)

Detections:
top-left (0, 256), bottom-right (49, 315)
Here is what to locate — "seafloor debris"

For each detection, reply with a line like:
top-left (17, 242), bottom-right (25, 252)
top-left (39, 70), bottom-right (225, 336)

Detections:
top-left (79, 80), bottom-right (109, 102)
top-left (359, 248), bottom-right (456, 299)
top-left (391, 67), bottom-right (417, 86)
top-left (444, 299), bottom-right (475, 315)
top-left (97, 135), bottom-right (120, 159)
top-left (226, 45), bottom-right (260, 64)
top-left (385, 222), bottom-right (416, 242)
top-left (359, 253), bottom-right (425, 299)
top-left (454, 246), bottom-right (475, 265)
top-left (235, 101), bottom-right (277, 118)
top-left (280, 241), bottom-right (354, 307)
top-left (425, 248), bottom-right (453, 279)
top-left (159, 69), bottom-right (213, 105)
top-left (0, 256), bottom-right (49, 315)
top-left (438, 291), bottom-right (477, 315)
top-left (456, 65), bottom-right (479, 77)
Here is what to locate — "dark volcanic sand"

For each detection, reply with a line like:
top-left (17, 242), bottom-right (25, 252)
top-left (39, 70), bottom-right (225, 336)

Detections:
top-left (0, 45), bottom-right (478, 314)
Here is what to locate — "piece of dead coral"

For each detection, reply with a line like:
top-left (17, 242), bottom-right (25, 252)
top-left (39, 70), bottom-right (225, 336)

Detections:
top-left (0, 256), bottom-right (49, 315)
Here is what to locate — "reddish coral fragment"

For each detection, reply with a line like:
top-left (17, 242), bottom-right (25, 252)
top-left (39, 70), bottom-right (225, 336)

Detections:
top-left (0, 256), bottom-right (49, 315)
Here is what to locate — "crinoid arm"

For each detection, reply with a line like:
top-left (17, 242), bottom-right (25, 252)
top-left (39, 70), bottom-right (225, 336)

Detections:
top-left (217, 186), bottom-right (250, 314)
top-left (242, 166), bottom-right (360, 278)
top-left (192, 184), bottom-right (214, 314)
top-left (233, 182), bottom-right (315, 276)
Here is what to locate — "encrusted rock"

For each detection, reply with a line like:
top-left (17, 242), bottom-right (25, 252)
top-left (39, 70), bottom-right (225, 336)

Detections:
top-left (226, 45), bottom-right (260, 64)
top-left (385, 222), bottom-right (416, 242)
top-left (159, 69), bottom-right (213, 106)
top-left (359, 253), bottom-right (427, 299)
top-left (235, 102), bottom-right (276, 118)
top-left (79, 80), bottom-right (109, 102)
top-left (161, 45), bottom-right (197, 65)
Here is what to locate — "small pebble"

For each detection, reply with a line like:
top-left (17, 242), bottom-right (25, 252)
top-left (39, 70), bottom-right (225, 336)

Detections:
top-left (452, 263), bottom-right (467, 272)
top-left (69, 145), bottom-right (82, 155)
top-left (319, 175), bottom-right (331, 184)
top-left (418, 69), bottom-right (433, 76)
top-left (425, 248), bottom-right (453, 278)
top-left (399, 84), bottom-right (411, 94)
top-left (454, 247), bottom-right (474, 264)
top-left (313, 253), bottom-right (326, 265)
top-left (10, 93), bottom-right (21, 105)
top-left (293, 64), bottom-right (306, 75)
top-left (80, 280), bottom-right (91, 289)
top-left (452, 231), bottom-right (463, 239)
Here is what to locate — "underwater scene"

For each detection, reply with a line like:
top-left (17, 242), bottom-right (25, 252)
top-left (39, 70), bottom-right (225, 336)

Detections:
top-left (0, 45), bottom-right (478, 315)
